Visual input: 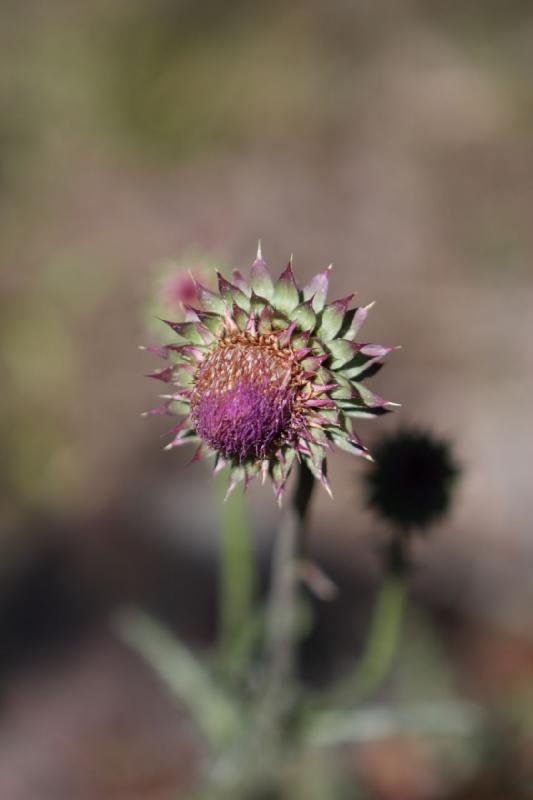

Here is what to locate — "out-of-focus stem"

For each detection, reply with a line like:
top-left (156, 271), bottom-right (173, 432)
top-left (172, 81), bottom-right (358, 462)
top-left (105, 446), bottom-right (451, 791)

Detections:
top-left (265, 461), bottom-right (315, 699)
top-left (217, 469), bottom-right (254, 669)
top-left (351, 536), bottom-right (408, 700)
top-left (352, 574), bottom-right (406, 698)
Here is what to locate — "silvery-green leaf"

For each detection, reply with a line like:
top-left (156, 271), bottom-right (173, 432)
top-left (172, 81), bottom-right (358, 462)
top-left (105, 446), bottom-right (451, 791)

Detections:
top-left (190, 309), bottom-right (225, 338)
top-left (232, 302), bottom-right (249, 331)
top-left (174, 368), bottom-right (194, 387)
top-left (161, 319), bottom-right (208, 346)
top-left (338, 400), bottom-right (390, 419)
top-left (330, 432), bottom-right (369, 458)
top-left (250, 248), bottom-right (274, 299)
top-left (194, 281), bottom-right (227, 315)
top-left (345, 302), bottom-right (374, 340)
top-left (303, 265), bottom-right (332, 312)
top-left (291, 331), bottom-right (311, 350)
top-left (258, 305), bottom-right (273, 334)
top-left (326, 339), bottom-right (357, 368)
top-left (217, 272), bottom-right (250, 312)
top-left (352, 382), bottom-right (388, 408)
top-left (232, 269), bottom-right (251, 297)
top-left (341, 346), bottom-right (397, 379)
top-left (290, 299), bottom-right (316, 332)
top-left (272, 261), bottom-right (299, 315)
top-left (168, 400), bottom-right (191, 415)
top-left (318, 295), bottom-right (354, 340)
top-left (330, 373), bottom-right (354, 400)
top-left (226, 464), bottom-right (246, 499)
top-left (271, 310), bottom-right (290, 330)
top-left (250, 290), bottom-right (267, 317)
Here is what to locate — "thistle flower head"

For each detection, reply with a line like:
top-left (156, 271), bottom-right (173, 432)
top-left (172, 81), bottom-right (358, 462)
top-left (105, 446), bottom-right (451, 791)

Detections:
top-left (143, 245), bottom-right (398, 501)
top-left (365, 427), bottom-right (460, 532)
top-left (190, 335), bottom-right (298, 461)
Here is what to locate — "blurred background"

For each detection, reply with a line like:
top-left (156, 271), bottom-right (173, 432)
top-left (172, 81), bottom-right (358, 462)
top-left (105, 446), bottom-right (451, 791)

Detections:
top-left (1, 1), bottom-right (533, 797)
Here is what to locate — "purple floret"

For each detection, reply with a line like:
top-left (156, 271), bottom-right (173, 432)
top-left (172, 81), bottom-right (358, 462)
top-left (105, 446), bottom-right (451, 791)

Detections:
top-left (193, 380), bottom-right (294, 461)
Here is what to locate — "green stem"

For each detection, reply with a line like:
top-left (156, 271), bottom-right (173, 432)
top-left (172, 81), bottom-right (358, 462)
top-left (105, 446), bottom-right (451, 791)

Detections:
top-left (217, 469), bottom-right (254, 669)
top-left (350, 537), bottom-right (408, 701)
top-left (265, 461), bottom-right (315, 702)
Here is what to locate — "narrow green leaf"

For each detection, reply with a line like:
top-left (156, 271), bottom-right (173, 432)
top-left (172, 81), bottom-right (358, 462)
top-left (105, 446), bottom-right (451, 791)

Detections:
top-left (115, 610), bottom-right (242, 747)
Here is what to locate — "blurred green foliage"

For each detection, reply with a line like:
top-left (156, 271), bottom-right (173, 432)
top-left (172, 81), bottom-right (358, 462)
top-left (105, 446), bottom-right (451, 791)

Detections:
top-left (0, 253), bottom-right (113, 526)
top-left (102, 1), bottom-right (324, 161)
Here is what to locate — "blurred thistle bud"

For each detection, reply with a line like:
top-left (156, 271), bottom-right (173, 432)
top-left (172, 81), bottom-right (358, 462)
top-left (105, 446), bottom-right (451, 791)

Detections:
top-left (145, 256), bottom-right (218, 342)
top-left (365, 427), bottom-right (460, 534)
top-left (161, 270), bottom-right (199, 307)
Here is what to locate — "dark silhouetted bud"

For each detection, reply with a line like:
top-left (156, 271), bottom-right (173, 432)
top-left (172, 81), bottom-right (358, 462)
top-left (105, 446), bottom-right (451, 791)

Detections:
top-left (365, 428), bottom-right (460, 532)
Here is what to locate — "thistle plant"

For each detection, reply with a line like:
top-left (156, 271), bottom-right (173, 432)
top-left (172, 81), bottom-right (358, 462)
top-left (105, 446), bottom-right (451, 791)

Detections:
top-left (131, 246), bottom-right (412, 798)
top-left (123, 258), bottom-right (475, 798)
top-left (143, 244), bottom-right (398, 502)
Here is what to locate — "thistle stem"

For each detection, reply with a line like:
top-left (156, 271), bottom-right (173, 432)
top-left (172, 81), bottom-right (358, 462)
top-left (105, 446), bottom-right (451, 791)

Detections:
top-left (265, 461), bottom-right (315, 701)
top-left (217, 469), bottom-right (254, 670)
top-left (351, 536), bottom-right (408, 700)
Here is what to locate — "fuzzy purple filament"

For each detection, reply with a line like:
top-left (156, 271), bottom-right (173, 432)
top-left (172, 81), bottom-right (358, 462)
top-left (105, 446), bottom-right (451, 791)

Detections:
top-left (193, 380), bottom-right (293, 461)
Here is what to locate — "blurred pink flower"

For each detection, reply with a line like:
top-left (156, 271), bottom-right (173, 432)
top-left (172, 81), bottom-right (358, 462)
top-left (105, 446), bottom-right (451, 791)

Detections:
top-left (161, 270), bottom-right (201, 308)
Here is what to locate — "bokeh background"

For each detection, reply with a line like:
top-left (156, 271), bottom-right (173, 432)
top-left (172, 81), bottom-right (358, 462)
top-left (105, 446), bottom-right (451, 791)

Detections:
top-left (1, 1), bottom-right (533, 798)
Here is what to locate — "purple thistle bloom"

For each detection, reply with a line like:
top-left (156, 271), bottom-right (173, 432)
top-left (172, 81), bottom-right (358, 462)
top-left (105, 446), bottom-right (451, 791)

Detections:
top-left (143, 245), bottom-right (398, 501)
top-left (191, 339), bottom-right (295, 462)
